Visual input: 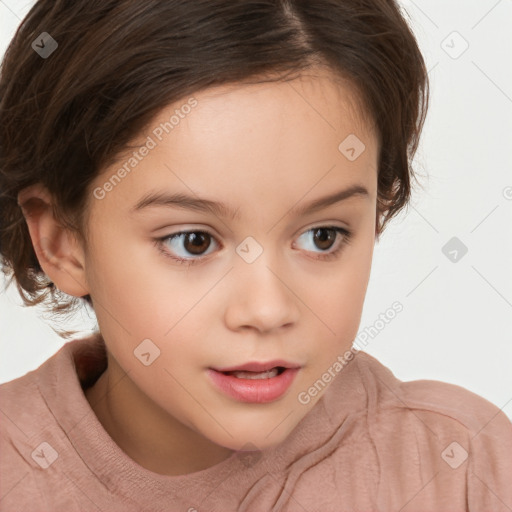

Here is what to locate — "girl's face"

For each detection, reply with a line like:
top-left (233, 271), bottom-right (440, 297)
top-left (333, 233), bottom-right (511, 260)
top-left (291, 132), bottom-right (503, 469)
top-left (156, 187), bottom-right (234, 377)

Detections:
top-left (82, 68), bottom-right (378, 456)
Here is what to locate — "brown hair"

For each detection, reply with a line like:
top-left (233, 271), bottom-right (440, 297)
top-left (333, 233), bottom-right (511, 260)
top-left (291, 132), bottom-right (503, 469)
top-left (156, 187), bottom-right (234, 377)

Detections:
top-left (0, 0), bottom-right (428, 336)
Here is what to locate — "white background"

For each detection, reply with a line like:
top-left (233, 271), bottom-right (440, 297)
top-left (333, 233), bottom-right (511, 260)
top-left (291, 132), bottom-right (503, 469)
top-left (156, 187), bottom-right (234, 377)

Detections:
top-left (1, 0), bottom-right (511, 419)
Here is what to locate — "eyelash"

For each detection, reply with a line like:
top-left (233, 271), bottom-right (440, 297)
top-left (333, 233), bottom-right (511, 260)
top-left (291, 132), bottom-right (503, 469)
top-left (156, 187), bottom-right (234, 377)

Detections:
top-left (154, 226), bottom-right (353, 267)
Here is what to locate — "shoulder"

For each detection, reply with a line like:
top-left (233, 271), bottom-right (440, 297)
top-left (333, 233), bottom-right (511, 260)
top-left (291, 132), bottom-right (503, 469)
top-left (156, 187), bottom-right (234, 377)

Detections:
top-left (0, 336), bottom-right (106, 509)
top-left (325, 351), bottom-right (512, 510)
top-left (353, 350), bottom-right (512, 438)
top-left (0, 370), bottom-right (49, 509)
top-left (0, 366), bottom-right (47, 439)
top-left (0, 357), bottom-right (60, 453)
top-left (0, 335), bottom-right (104, 445)
top-left (351, 351), bottom-right (512, 508)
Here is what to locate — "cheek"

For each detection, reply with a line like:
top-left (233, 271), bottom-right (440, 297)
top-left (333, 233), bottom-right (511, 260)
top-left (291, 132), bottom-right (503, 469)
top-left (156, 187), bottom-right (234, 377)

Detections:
top-left (304, 277), bottom-right (366, 354)
top-left (314, 237), bottom-right (373, 315)
top-left (303, 235), bottom-right (374, 355)
top-left (86, 248), bottom-right (214, 363)
top-left (83, 235), bottom-right (155, 341)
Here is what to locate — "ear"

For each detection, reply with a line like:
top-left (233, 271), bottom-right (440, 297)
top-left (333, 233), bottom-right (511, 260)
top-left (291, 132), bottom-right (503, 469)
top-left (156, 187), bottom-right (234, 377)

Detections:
top-left (17, 183), bottom-right (90, 297)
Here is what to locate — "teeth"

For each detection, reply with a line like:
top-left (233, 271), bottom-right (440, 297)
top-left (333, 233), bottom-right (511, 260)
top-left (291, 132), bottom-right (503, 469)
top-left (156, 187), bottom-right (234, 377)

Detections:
top-left (227, 368), bottom-right (280, 379)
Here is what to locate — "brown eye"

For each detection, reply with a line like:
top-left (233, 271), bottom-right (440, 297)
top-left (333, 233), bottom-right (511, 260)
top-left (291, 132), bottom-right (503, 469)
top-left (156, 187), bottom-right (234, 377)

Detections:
top-left (183, 232), bottom-right (211, 255)
top-left (158, 230), bottom-right (218, 262)
top-left (312, 228), bottom-right (337, 251)
top-left (293, 226), bottom-right (352, 261)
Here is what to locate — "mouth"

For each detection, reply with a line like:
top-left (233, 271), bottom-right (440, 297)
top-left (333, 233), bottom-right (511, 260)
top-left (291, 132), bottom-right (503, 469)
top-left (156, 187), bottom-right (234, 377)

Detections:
top-left (206, 363), bottom-right (301, 403)
top-left (216, 366), bottom-right (287, 380)
top-left (210, 359), bottom-right (302, 373)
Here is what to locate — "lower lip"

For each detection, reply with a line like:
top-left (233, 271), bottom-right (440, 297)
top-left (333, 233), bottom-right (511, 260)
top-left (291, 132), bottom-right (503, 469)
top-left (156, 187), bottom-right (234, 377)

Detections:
top-left (206, 367), bottom-right (300, 403)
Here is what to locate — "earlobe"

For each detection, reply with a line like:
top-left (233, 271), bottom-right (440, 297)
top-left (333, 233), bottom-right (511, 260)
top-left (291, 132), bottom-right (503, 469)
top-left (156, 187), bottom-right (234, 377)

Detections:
top-left (17, 184), bottom-right (90, 298)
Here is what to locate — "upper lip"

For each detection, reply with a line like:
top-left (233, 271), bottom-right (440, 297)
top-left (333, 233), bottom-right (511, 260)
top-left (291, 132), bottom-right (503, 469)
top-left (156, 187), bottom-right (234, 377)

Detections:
top-left (211, 360), bottom-right (301, 372)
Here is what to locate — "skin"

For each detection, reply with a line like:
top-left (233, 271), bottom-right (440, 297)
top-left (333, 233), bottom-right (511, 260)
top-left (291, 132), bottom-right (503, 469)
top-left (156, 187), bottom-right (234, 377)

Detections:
top-left (18, 67), bottom-right (379, 476)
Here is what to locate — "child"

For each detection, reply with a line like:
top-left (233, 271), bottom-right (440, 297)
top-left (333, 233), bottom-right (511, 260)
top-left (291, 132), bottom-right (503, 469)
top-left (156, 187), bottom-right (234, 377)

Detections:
top-left (0, 0), bottom-right (511, 511)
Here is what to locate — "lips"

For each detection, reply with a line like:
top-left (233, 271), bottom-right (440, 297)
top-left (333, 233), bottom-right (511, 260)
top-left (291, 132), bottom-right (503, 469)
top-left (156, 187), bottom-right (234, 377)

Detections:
top-left (207, 359), bottom-right (303, 402)
top-left (211, 359), bottom-right (301, 373)
top-left (207, 366), bottom-right (300, 403)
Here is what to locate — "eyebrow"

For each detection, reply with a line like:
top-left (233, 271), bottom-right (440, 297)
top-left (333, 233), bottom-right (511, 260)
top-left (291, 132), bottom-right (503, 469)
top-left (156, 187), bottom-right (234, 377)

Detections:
top-left (130, 184), bottom-right (370, 220)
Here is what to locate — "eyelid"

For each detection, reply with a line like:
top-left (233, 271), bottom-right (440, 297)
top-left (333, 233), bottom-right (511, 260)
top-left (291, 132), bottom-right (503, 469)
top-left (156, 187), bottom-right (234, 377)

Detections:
top-left (152, 223), bottom-right (221, 237)
top-left (292, 219), bottom-right (351, 238)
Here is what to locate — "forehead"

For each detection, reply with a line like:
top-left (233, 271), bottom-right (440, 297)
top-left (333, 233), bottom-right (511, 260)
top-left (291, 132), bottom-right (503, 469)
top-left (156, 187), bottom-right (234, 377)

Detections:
top-left (167, 67), bottom-right (373, 143)
top-left (89, 67), bottom-right (378, 222)
top-left (142, 68), bottom-right (375, 168)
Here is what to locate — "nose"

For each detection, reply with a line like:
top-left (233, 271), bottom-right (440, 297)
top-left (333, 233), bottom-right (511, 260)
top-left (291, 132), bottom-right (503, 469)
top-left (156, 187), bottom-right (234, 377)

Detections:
top-left (223, 255), bottom-right (300, 334)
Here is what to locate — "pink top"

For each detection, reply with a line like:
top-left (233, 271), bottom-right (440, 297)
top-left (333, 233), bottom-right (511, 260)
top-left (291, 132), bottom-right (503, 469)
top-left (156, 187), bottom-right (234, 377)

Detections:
top-left (1, 333), bottom-right (511, 512)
